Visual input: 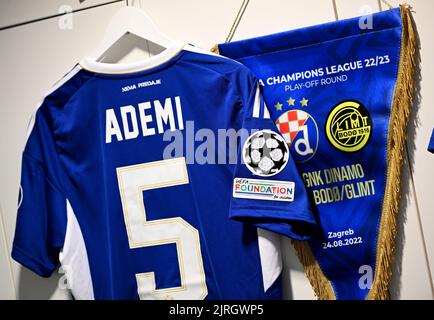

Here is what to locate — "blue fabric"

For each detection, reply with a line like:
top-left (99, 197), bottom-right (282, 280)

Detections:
top-left (12, 48), bottom-right (314, 299)
top-left (219, 8), bottom-right (404, 299)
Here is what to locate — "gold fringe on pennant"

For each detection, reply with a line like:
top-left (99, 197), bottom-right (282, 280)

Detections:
top-left (367, 3), bottom-right (416, 300)
top-left (293, 4), bottom-right (417, 300)
top-left (292, 240), bottom-right (335, 299)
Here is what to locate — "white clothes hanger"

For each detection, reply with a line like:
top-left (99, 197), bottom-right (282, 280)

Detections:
top-left (88, 5), bottom-right (176, 61)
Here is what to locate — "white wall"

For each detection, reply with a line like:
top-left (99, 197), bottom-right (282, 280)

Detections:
top-left (0, 0), bottom-right (432, 299)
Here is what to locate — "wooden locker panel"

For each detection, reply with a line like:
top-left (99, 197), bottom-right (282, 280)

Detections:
top-left (387, 0), bottom-right (434, 297)
top-left (0, 0), bottom-right (122, 29)
top-left (389, 152), bottom-right (433, 299)
top-left (233, 0), bottom-right (336, 41)
top-left (0, 207), bottom-right (15, 299)
top-left (334, 0), bottom-right (381, 20)
top-left (138, 0), bottom-right (243, 50)
top-left (281, 238), bottom-right (316, 300)
top-left (0, 1), bottom-right (124, 299)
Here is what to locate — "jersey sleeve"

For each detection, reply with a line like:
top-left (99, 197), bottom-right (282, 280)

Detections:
top-left (229, 70), bottom-right (316, 240)
top-left (12, 106), bottom-right (67, 277)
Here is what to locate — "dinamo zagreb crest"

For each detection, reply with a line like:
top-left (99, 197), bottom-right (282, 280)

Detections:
top-left (275, 110), bottom-right (319, 163)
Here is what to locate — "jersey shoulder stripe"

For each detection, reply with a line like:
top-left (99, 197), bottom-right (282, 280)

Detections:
top-left (25, 65), bottom-right (82, 141)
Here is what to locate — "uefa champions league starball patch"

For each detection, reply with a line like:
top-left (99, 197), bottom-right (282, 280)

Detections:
top-left (243, 130), bottom-right (289, 177)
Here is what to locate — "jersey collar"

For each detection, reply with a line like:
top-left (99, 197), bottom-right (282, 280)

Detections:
top-left (79, 41), bottom-right (185, 75)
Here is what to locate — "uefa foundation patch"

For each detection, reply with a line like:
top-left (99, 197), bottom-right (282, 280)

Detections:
top-left (233, 178), bottom-right (295, 202)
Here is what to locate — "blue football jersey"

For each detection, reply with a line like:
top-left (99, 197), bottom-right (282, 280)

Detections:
top-left (12, 43), bottom-right (315, 300)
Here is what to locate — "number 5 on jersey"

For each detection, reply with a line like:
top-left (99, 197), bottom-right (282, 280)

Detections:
top-left (116, 157), bottom-right (208, 300)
